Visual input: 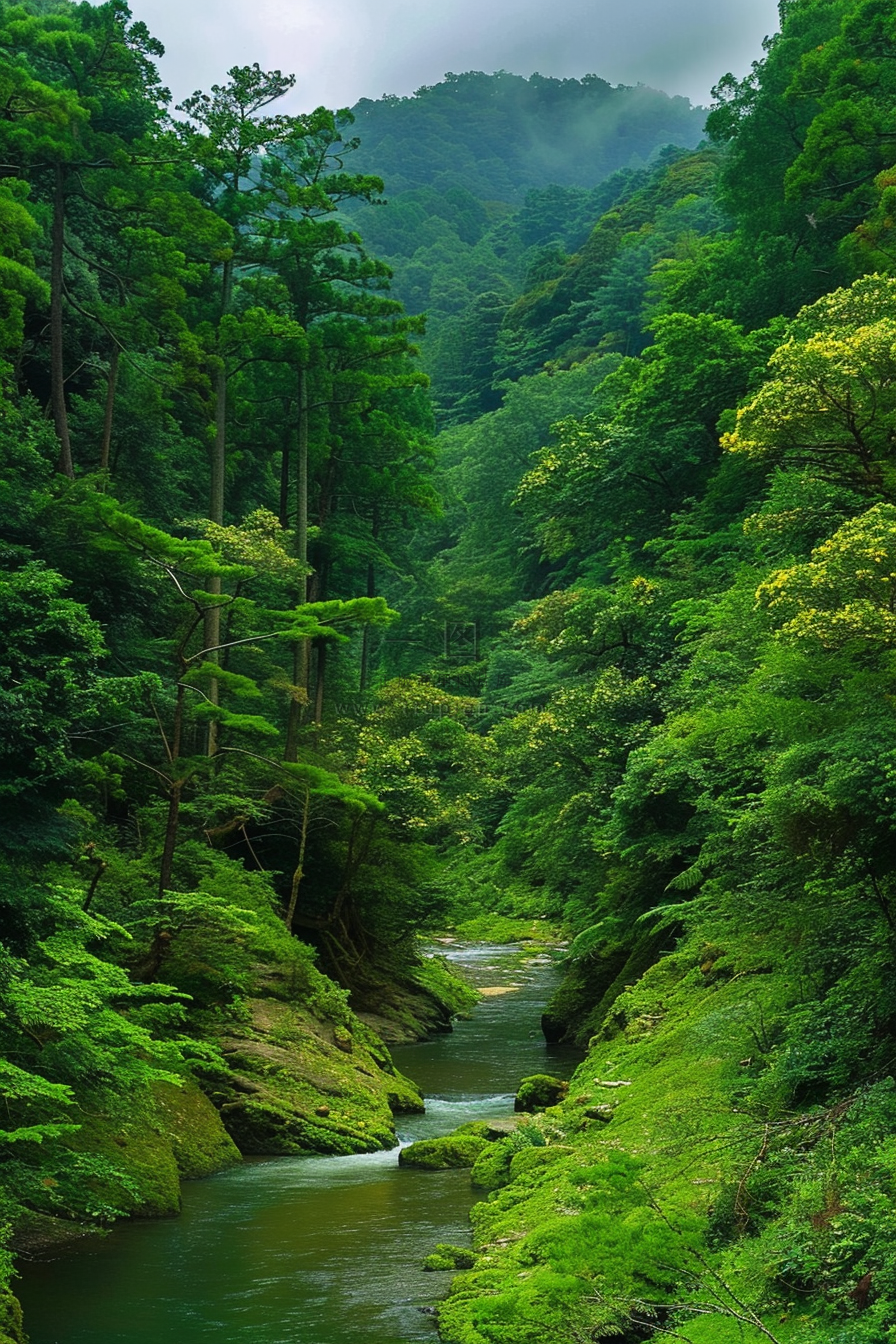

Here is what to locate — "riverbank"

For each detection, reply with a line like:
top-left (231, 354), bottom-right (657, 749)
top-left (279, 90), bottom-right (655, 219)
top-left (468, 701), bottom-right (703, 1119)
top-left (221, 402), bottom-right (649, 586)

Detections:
top-left (3, 935), bottom-right (477, 1344)
top-left (16, 944), bottom-right (571, 1344)
top-left (434, 933), bottom-right (896, 1344)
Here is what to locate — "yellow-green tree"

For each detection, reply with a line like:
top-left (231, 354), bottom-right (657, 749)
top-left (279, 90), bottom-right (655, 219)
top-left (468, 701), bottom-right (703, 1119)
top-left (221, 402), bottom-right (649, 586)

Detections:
top-left (757, 502), bottom-right (896, 648)
top-left (723, 275), bottom-right (896, 497)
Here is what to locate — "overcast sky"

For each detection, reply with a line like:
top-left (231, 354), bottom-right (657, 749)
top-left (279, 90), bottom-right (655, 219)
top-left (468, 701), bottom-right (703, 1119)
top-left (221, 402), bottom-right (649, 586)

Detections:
top-left (127, 0), bottom-right (782, 113)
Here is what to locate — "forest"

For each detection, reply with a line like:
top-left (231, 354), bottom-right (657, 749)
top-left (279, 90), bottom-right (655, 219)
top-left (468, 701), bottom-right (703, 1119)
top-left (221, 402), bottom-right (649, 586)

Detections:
top-left (1, 0), bottom-right (896, 1341)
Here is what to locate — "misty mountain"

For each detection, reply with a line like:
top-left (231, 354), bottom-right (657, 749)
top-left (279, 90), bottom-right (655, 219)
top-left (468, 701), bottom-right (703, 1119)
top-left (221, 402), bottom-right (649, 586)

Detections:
top-left (349, 70), bottom-right (705, 205)
top-left (341, 72), bottom-right (710, 424)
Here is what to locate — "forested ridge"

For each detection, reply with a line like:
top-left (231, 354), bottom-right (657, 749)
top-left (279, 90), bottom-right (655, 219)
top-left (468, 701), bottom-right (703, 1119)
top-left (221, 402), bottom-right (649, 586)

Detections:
top-left (343, 73), bottom-right (706, 421)
top-left (2, 0), bottom-right (896, 1342)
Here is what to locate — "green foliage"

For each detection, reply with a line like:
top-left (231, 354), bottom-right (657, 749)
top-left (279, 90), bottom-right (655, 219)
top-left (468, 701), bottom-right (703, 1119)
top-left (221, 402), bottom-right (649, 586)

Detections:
top-left (350, 73), bottom-right (704, 203)
top-left (0, 178), bottom-right (47, 355)
top-left (391, 358), bottom-right (620, 672)
top-left (6, 1), bottom-right (896, 1338)
top-left (519, 311), bottom-right (775, 563)
top-left (344, 79), bottom-right (707, 421)
top-left (723, 276), bottom-right (896, 497)
top-left (0, 562), bottom-right (104, 809)
top-left (357, 678), bottom-right (493, 842)
top-left (449, 914), bottom-right (559, 943)
top-left (757, 502), bottom-right (896, 647)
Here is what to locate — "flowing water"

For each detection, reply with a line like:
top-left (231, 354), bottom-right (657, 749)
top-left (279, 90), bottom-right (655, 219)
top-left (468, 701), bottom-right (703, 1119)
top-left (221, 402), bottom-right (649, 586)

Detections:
top-left (17, 943), bottom-right (579, 1344)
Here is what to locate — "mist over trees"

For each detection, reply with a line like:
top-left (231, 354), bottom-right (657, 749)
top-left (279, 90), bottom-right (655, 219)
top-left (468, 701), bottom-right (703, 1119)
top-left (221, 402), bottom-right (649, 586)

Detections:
top-left (349, 71), bottom-right (705, 198)
top-left (342, 72), bottom-right (706, 421)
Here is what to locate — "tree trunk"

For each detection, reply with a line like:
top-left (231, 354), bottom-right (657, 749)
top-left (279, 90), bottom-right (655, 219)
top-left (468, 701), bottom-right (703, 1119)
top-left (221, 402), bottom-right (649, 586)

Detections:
top-left (203, 353), bottom-right (228, 756)
top-left (279, 413), bottom-right (292, 529)
top-left (285, 364), bottom-right (310, 762)
top-left (314, 639), bottom-right (327, 726)
top-left (51, 164), bottom-right (74, 479)
top-left (100, 344), bottom-right (120, 472)
top-left (158, 778), bottom-right (183, 898)
top-left (312, 451), bottom-right (339, 601)
top-left (284, 786), bottom-right (311, 928)
top-left (296, 362), bottom-right (309, 586)
top-left (159, 678), bottom-right (187, 896)
top-left (360, 505), bottom-right (379, 692)
top-left (210, 357), bottom-right (227, 526)
top-left (203, 256), bottom-right (234, 758)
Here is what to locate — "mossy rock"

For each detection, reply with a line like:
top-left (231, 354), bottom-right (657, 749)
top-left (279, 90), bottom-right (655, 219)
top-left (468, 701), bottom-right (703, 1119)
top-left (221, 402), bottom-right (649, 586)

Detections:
top-left (64, 1106), bottom-right (183, 1218)
top-left (423, 1252), bottom-right (457, 1272)
top-left (353, 954), bottom-right (478, 1043)
top-left (470, 1137), bottom-right (515, 1191)
top-left (423, 1243), bottom-right (477, 1271)
top-left (508, 1146), bottom-right (574, 1180)
top-left (223, 1096), bottom-right (394, 1157)
top-left (399, 1134), bottom-right (490, 1170)
top-left (482, 1116), bottom-right (520, 1139)
top-left (0, 1291), bottom-right (25, 1344)
top-left (211, 997), bottom-right (421, 1156)
top-left (51, 1080), bottom-right (240, 1222)
top-left (385, 1069), bottom-right (427, 1115)
top-left (451, 1120), bottom-right (491, 1138)
top-left (153, 1080), bottom-right (241, 1179)
top-left (514, 1074), bottom-right (569, 1113)
top-left (351, 1030), bottom-right (424, 1114)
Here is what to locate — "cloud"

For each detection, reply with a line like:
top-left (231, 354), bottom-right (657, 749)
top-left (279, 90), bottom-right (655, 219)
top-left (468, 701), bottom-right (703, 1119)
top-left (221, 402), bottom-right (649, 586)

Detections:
top-left (128, 0), bottom-right (781, 111)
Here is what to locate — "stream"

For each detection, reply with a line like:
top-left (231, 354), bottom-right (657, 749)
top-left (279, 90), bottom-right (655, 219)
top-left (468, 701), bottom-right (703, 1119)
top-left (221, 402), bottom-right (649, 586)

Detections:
top-left (17, 943), bottom-right (579, 1344)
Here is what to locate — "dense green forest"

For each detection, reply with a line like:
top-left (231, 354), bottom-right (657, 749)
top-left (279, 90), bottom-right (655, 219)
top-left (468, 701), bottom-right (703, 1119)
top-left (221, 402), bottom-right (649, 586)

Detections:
top-left (3, 0), bottom-right (896, 1341)
top-left (343, 72), bottom-right (706, 420)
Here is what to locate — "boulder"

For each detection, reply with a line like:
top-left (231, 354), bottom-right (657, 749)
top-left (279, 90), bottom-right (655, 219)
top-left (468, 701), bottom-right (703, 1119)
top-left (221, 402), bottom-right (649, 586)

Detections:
top-left (210, 997), bottom-right (423, 1158)
top-left (514, 1074), bottom-right (569, 1113)
top-left (482, 1116), bottom-right (521, 1139)
top-left (541, 1012), bottom-right (567, 1044)
top-left (470, 1138), bottom-right (515, 1191)
top-left (0, 1291), bottom-right (25, 1344)
top-left (399, 1133), bottom-right (489, 1170)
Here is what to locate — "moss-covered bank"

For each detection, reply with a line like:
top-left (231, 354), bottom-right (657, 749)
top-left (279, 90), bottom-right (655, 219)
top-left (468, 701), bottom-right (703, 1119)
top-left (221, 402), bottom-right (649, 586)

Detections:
top-left (0, 1291), bottom-right (25, 1344)
top-left (11, 1078), bottom-right (239, 1256)
top-left (437, 934), bottom-right (896, 1343)
top-left (351, 951), bottom-right (479, 1045)
top-left (208, 994), bottom-right (422, 1156)
top-left (9, 940), bottom-right (449, 1273)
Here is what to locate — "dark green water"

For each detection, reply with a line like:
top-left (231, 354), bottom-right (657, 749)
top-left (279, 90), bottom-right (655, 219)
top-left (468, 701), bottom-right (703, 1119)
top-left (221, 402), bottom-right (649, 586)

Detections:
top-left (17, 944), bottom-right (578, 1344)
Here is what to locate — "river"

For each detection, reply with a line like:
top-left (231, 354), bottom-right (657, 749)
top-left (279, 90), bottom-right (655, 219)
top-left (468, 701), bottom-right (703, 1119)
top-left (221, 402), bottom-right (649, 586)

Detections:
top-left (17, 943), bottom-right (578, 1344)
